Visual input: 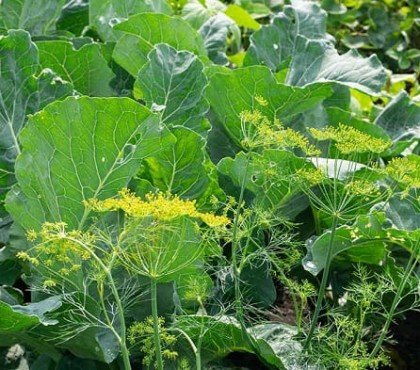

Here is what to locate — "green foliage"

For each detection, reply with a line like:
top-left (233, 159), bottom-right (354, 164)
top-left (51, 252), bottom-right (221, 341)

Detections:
top-left (0, 1), bottom-right (419, 370)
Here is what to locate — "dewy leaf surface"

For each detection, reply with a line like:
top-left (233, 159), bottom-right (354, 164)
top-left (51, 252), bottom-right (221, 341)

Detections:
top-left (89, 0), bottom-right (172, 42)
top-left (113, 13), bottom-right (208, 76)
top-left (135, 43), bottom-right (209, 134)
top-left (36, 41), bottom-right (116, 97)
top-left (5, 97), bottom-right (172, 231)
top-left (0, 30), bottom-right (73, 213)
top-left (0, 0), bottom-right (66, 35)
top-left (206, 65), bottom-right (332, 145)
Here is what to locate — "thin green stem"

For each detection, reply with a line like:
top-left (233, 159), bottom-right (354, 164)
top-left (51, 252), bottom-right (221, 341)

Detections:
top-left (231, 157), bottom-right (249, 320)
top-left (370, 251), bottom-right (418, 358)
top-left (304, 215), bottom-right (339, 350)
top-left (151, 278), bottom-right (164, 370)
top-left (65, 237), bottom-right (131, 370)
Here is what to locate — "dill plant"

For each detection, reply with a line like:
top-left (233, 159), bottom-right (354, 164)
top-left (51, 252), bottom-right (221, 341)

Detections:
top-left (18, 190), bottom-right (228, 370)
top-left (86, 189), bottom-right (229, 370)
top-left (295, 124), bottom-right (393, 350)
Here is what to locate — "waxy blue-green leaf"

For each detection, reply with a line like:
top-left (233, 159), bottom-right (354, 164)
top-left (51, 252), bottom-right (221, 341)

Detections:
top-left (176, 316), bottom-right (314, 369)
top-left (286, 36), bottom-right (387, 95)
top-left (374, 91), bottom-right (420, 143)
top-left (206, 65), bottom-right (332, 146)
top-left (199, 13), bottom-right (234, 65)
top-left (89, 0), bottom-right (172, 42)
top-left (303, 195), bottom-right (419, 275)
top-left (0, 0), bottom-right (66, 35)
top-left (182, 0), bottom-right (226, 29)
top-left (142, 127), bottom-right (223, 205)
top-left (0, 296), bottom-right (61, 334)
top-left (244, 1), bottom-right (386, 95)
top-left (0, 30), bottom-right (73, 217)
top-left (36, 41), bottom-right (116, 97)
top-left (245, 0), bottom-right (328, 71)
top-left (113, 13), bottom-right (208, 77)
top-left (5, 97), bottom-right (173, 231)
top-left (135, 43), bottom-right (209, 134)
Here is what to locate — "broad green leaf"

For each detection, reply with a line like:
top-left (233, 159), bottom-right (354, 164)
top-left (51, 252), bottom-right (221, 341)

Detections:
top-left (0, 0), bottom-right (66, 35)
top-left (141, 127), bottom-right (223, 205)
top-left (245, 0), bottom-right (328, 70)
top-left (218, 150), bottom-right (311, 216)
top-left (0, 296), bottom-right (61, 334)
top-left (36, 41), bottom-right (116, 96)
top-left (206, 65), bottom-right (332, 146)
top-left (303, 195), bottom-right (419, 275)
top-left (134, 43), bottom-right (209, 133)
top-left (0, 259), bottom-right (20, 285)
top-left (0, 30), bottom-right (73, 218)
top-left (303, 225), bottom-right (387, 276)
top-left (5, 97), bottom-right (172, 231)
top-left (225, 4), bottom-right (260, 30)
top-left (182, 0), bottom-right (227, 29)
top-left (176, 315), bottom-right (310, 369)
top-left (244, 1), bottom-right (386, 95)
top-left (89, 0), bottom-right (172, 42)
top-left (113, 13), bottom-right (207, 76)
top-left (56, 0), bottom-right (89, 36)
top-left (374, 91), bottom-right (420, 143)
top-left (286, 36), bottom-right (386, 95)
top-left (199, 14), bottom-right (234, 65)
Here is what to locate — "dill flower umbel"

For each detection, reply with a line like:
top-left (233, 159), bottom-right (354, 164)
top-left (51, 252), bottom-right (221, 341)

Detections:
top-left (385, 156), bottom-right (420, 191)
top-left (85, 189), bottom-right (229, 227)
top-left (239, 109), bottom-right (320, 155)
top-left (17, 222), bottom-right (96, 287)
top-left (309, 124), bottom-right (391, 154)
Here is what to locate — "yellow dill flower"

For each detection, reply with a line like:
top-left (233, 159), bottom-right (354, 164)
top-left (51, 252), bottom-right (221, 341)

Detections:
top-left (344, 180), bottom-right (380, 197)
top-left (86, 189), bottom-right (229, 227)
top-left (255, 95), bottom-right (268, 106)
top-left (16, 251), bottom-right (39, 266)
top-left (26, 229), bottom-right (37, 242)
top-left (385, 156), bottom-right (420, 190)
top-left (42, 279), bottom-right (57, 289)
top-left (309, 124), bottom-right (391, 154)
top-left (295, 168), bottom-right (326, 186)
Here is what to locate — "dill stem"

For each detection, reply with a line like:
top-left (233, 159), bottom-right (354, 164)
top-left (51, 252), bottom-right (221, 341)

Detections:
top-left (304, 215), bottom-right (338, 350)
top-left (66, 237), bottom-right (131, 370)
top-left (370, 251), bottom-right (418, 358)
top-left (231, 157), bottom-right (249, 320)
top-left (151, 278), bottom-right (164, 370)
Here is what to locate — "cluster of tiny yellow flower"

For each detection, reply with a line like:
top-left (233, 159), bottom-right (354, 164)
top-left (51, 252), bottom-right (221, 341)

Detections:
top-left (239, 109), bottom-right (320, 155)
top-left (344, 180), bottom-right (381, 198)
top-left (17, 222), bottom-right (95, 288)
top-left (309, 124), bottom-right (391, 154)
top-left (385, 156), bottom-right (420, 192)
top-left (85, 189), bottom-right (230, 228)
top-left (294, 167), bottom-right (326, 187)
top-left (128, 317), bottom-right (178, 367)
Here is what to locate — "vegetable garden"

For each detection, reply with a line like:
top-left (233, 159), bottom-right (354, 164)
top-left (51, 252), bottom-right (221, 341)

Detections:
top-left (0, 0), bottom-right (419, 369)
